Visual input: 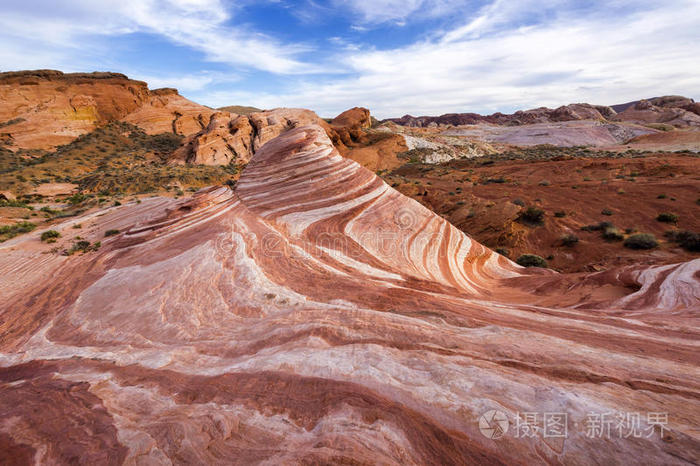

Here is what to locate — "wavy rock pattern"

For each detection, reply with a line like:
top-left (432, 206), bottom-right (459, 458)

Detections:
top-left (0, 125), bottom-right (699, 464)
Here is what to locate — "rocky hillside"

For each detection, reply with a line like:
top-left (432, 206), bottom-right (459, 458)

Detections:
top-left (171, 106), bottom-right (375, 166)
top-left (387, 97), bottom-right (699, 128)
top-left (0, 70), bottom-right (217, 150)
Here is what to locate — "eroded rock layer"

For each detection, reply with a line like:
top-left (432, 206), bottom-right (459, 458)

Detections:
top-left (0, 125), bottom-right (698, 464)
top-left (0, 70), bottom-right (215, 150)
top-left (171, 107), bottom-right (374, 166)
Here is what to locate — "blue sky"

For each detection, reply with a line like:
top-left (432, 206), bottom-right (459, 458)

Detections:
top-left (1, 0), bottom-right (698, 118)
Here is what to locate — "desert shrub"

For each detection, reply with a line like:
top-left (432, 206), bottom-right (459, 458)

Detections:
top-left (656, 212), bottom-right (678, 223)
top-left (601, 208), bottom-right (613, 216)
top-left (664, 230), bottom-right (700, 252)
top-left (67, 193), bottom-right (87, 205)
top-left (73, 223), bottom-right (82, 229)
top-left (104, 229), bottom-right (120, 237)
top-left (40, 230), bottom-right (60, 242)
top-left (560, 234), bottom-right (579, 246)
top-left (143, 133), bottom-right (184, 153)
top-left (518, 206), bottom-right (544, 225)
top-left (624, 233), bottom-right (658, 250)
top-left (581, 221), bottom-right (614, 232)
top-left (0, 221), bottom-right (36, 241)
top-left (495, 247), bottom-right (510, 257)
top-left (40, 206), bottom-right (60, 216)
top-left (657, 194), bottom-right (667, 199)
top-left (554, 211), bottom-right (566, 218)
top-left (602, 226), bottom-right (624, 241)
top-left (64, 240), bottom-right (101, 255)
top-left (516, 254), bottom-right (548, 268)
top-left (512, 198), bottom-right (525, 207)
top-left (0, 199), bottom-right (31, 209)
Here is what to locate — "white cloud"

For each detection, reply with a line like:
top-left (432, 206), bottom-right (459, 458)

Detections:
top-left (199, 0), bottom-right (700, 119)
top-left (0, 0), bottom-right (315, 75)
top-left (2, 0), bottom-right (698, 120)
top-left (334, 0), bottom-right (471, 25)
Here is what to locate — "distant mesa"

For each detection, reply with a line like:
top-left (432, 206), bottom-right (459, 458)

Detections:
top-left (385, 96), bottom-right (699, 129)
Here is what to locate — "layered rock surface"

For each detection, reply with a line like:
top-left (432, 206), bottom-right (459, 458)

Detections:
top-left (0, 70), bottom-right (216, 150)
top-left (172, 107), bottom-right (374, 166)
top-left (0, 125), bottom-right (698, 464)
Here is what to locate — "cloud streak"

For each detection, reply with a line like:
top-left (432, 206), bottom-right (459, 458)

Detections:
top-left (197, 0), bottom-right (700, 118)
top-left (0, 0), bottom-right (316, 75)
top-left (1, 0), bottom-right (698, 119)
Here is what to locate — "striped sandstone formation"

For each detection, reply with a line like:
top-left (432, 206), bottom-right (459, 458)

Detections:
top-left (0, 125), bottom-right (698, 464)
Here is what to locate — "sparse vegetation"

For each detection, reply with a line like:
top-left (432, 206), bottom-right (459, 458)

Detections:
top-left (560, 234), bottom-right (579, 246)
top-left (624, 233), bottom-right (658, 250)
top-left (64, 240), bottom-right (101, 255)
top-left (495, 247), bottom-right (510, 257)
top-left (0, 122), bottom-right (237, 196)
top-left (656, 212), bottom-right (678, 224)
top-left (601, 208), bottom-right (613, 216)
top-left (554, 211), bottom-right (566, 218)
top-left (602, 226), bottom-right (624, 241)
top-left (581, 221), bottom-right (614, 232)
top-left (104, 229), bottom-right (120, 237)
top-left (516, 254), bottom-right (548, 268)
top-left (0, 221), bottom-right (36, 241)
top-left (40, 230), bottom-right (60, 242)
top-left (664, 230), bottom-right (700, 252)
top-left (518, 206), bottom-right (544, 225)
top-left (0, 199), bottom-right (32, 208)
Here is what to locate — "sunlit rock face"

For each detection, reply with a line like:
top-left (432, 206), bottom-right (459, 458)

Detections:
top-left (0, 70), bottom-right (215, 150)
top-left (0, 125), bottom-right (698, 465)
